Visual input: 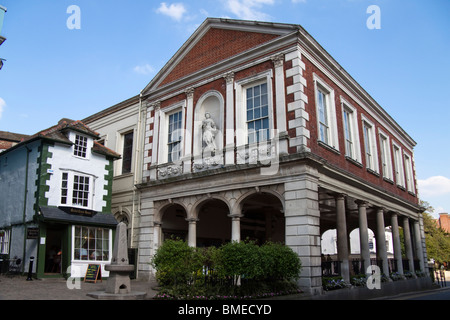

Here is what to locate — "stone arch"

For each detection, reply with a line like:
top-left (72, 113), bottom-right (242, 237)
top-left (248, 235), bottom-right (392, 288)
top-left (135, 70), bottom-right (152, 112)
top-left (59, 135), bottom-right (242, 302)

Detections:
top-left (194, 196), bottom-right (232, 247)
top-left (158, 201), bottom-right (189, 242)
top-left (232, 187), bottom-right (285, 215)
top-left (191, 194), bottom-right (232, 219)
top-left (113, 207), bottom-right (132, 225)
top-left (236, 187), bottom-right (285, 244)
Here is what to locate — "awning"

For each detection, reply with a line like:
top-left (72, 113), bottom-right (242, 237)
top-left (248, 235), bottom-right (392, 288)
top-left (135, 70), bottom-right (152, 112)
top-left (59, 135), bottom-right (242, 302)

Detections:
top-left (39, 206), bottom-right (118, 227)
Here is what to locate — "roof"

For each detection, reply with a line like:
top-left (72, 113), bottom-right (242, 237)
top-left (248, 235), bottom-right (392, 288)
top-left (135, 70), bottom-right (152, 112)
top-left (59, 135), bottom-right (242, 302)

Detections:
top-left (0, 131), bottom-right (30, 143)
top-left (0, 118), bottom-right (120, 159)
top-left (39, 206), bottom-right (118, 227)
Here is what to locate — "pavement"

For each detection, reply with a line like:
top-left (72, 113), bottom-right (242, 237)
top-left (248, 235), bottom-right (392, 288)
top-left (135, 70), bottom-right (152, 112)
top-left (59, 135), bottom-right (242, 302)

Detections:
top-left (0, 274), bottom-right (160, 300)
top-left (1, 273), bottom-right (448, 301)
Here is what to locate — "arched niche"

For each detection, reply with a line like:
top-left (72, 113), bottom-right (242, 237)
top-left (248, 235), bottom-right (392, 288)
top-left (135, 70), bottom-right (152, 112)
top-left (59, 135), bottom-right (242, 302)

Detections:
top-left (193, 91), bottom-right (224, 158)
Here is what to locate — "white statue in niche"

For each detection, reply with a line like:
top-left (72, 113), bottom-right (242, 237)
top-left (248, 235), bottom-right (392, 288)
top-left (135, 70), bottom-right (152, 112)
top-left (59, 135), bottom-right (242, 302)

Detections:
top-left (202, 112), bottom-right (217, 155)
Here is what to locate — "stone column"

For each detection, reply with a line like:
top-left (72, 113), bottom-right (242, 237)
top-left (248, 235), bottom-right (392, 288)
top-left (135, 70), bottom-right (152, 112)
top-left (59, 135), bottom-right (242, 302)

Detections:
top-left (224, 72), bottom-right (235, 166)
top-left (153, 221), bottom-right (162, 251)
top-left (336, 194), bottom-right (350, 283)
top-left (183, 88), bottom-right (194, 173)
top-left (284, 166), bottom-right (321, 295)
top-left (229, 213), bottom-right (243, 243)
top-left (187, 218), bottom-right (198, 248)
top-left (413, 220), bottom-right (425, 273)
top-left (391, 213), bottom-right (404, 276)
top-left (403, 216), bottom-right (416, 276)
top-left (356, 200), bottom-right (371, 276)
top-left (272, 54), bottom-right (288, 155)
top-left (375, 208), bottom-right (390, 278)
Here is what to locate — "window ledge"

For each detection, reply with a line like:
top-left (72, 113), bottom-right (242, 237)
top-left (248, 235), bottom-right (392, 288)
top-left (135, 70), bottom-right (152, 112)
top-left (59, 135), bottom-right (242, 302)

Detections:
top-left (366, 168), bottom-right (380, 177)
top-left (345, 156), bottom-right (363, 168)
top-left (318, 141), bottom-right (340, 155)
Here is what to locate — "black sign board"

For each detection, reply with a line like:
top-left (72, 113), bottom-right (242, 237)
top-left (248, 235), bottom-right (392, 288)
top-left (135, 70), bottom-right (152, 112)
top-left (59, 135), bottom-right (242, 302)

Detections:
top-left (59, 206), bottom-right (97, 217)
top-left (84, 264), bottom-right (102, 283)
top-left (27, 228), bottom-right (39, 239)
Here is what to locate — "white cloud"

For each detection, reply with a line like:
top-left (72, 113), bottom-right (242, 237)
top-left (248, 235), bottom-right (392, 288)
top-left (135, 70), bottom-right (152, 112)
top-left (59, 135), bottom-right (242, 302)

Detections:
top-left (133, 64), bottom-right (155, 75)
top-left (156, 2), bottom-right (187, 21)
top-left (417, 176), bottom-right (450, 198)
top-left (0, 97), bottom-right (5, 120)
top-left (224, 0), bottom-right (275, 21)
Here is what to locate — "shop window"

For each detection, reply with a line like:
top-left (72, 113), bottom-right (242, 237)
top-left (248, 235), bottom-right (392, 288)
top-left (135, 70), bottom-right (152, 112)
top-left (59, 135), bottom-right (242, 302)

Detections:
top-left (73, 226), bottom-right (111, 262)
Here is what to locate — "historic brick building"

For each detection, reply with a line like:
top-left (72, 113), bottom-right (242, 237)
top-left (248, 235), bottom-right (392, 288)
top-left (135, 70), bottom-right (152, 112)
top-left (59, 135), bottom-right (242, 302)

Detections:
top-left (86, 18), bottom-right (428, 295)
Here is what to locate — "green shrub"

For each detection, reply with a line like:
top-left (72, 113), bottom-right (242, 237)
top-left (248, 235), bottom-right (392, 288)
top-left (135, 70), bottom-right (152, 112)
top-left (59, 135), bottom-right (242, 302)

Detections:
top-left (151, 239), bottom-right (302, 299)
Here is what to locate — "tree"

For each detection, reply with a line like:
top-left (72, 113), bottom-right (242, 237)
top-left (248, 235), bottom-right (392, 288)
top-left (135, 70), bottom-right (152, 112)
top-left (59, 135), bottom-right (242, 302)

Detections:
top-left (421, 201), bottom-right (450, 267)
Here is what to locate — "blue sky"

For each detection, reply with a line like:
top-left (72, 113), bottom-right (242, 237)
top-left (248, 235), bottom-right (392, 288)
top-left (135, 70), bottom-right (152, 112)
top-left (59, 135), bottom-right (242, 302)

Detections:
top-left (0, 0), bottom-right (449, 217)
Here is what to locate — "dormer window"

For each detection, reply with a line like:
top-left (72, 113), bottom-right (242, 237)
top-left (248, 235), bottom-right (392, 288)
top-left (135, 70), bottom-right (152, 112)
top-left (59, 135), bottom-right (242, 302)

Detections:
top-left (74, 134), bottom-right (88, 158)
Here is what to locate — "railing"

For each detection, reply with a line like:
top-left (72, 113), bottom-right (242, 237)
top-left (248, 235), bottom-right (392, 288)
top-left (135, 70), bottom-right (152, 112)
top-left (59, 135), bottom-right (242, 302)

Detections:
top-left (323, 258), bottom-right (422, 277)
top-left (321, 261), bottom-right (340, 276)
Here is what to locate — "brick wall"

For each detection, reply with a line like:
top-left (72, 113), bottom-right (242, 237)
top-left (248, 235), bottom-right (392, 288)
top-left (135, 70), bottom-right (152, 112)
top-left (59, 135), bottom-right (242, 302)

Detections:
top-left (159, 28), bottom-right (278, 87)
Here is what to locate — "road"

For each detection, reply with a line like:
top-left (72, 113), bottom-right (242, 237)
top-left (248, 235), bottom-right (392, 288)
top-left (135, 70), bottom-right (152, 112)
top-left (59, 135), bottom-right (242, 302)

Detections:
top-left (385, 283), bottom-right (450, 300)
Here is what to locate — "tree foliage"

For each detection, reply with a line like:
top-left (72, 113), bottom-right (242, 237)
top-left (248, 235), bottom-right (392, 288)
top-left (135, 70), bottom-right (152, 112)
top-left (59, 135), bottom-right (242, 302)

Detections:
top-left (421, 201), bottom-right (450, 266)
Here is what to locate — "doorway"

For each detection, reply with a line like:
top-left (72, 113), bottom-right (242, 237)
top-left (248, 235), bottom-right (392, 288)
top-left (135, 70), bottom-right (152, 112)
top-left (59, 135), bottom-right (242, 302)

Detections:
top-left (45, 228), bottom-right (63, 274)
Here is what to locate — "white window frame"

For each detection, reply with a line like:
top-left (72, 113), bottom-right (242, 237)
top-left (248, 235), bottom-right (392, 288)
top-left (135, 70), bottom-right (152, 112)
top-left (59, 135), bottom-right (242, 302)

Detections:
top-left (392, 142), bottom-right (405, 188)
top-left (72, 225), bottom-right (112, 262)
top-left (313, 74), bottom-right (339, 151)
top-left (60, 170), bottom-right (95, 210)
top-left (379, 129), bottom-right (393, 181)
top-left (341, 97), bottom-right (361, 163)
top-left (403, 152), bottom-right (415, 194)
top-left (73, 134), bottom-right (89, 159)
top-left (157, 102), bottom-right (186, 164)
top-left (235, 70), bottom-right (274, 148)
top-left (361, 115), bottom-right (379, 173)
top-left (0, 229), bottom-right (10, 254)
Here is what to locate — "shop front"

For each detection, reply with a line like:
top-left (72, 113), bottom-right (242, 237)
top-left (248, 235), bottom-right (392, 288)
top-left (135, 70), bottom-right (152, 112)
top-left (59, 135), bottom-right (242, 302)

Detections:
top-left (37, 206), bottom-right (118, 279)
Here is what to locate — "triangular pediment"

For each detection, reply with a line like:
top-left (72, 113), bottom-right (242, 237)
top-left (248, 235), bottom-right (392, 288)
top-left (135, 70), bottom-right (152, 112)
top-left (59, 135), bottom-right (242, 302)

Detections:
top-left (142, 18), bottom-right (299, 95)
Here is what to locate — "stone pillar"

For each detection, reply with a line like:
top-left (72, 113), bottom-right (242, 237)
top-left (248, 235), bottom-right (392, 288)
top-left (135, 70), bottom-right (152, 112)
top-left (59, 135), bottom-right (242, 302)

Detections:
top-left (391, 213), bottom-right (404, 276)
top-left (153, 221), bottom-right (162, 251)
top-left (356, 200), bottom-right (371, 276)
top-left (375, 208), bottom-right (390, 278)
top-left (224, 72), bottom-right (235, 166)
top-left (413, 220), bottom-right (425, 272)
top-left (336, 194), bottom-right (350, 283)
top-left (183, 88), bottom-right (194, 173)
top-left (187, 218), bottom-right (198, 248)
top-left (229, 213), bottom-right (242, 243)
top-left (137, 197), bottom-right (155, 280)
top-left (284, 166), bottom-right (321, 295)
top-left (272, 54), bottom-right (288, 155)
top-left (403, 216), bottom-right (416, 276)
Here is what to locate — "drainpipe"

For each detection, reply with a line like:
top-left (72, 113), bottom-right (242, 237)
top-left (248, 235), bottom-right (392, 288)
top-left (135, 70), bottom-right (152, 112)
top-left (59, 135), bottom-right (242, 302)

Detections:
top-left (22, 145), bottom-right (32, 272)
top-left (131, 91), bottom-right (145, 278)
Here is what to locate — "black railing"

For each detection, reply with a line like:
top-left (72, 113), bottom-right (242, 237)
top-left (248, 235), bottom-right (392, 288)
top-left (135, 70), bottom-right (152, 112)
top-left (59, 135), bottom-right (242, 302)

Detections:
top-left (321, 261), bottom-right (340, 276)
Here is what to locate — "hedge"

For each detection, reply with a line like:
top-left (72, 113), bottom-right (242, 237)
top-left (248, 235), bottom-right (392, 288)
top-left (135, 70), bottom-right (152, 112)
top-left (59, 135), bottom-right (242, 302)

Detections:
top-left (151, 239), bottom-right (302, 299)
